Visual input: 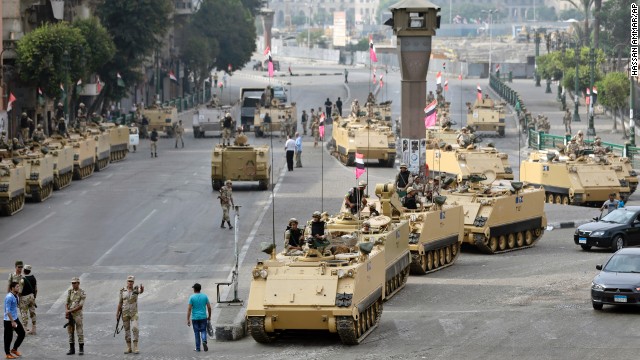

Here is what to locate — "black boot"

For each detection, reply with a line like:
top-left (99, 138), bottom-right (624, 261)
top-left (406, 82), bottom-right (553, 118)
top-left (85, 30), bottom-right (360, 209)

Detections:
top-left (79, 343), bottom-right (84, 355)
top-left (67, 343), bottom-right (75, 355)
top-left (227, 221), bottom-right (233, 229)
top-left (220, 221), bottom-right (225, 229)
top-left (154, 153), bottom-right (157, 157)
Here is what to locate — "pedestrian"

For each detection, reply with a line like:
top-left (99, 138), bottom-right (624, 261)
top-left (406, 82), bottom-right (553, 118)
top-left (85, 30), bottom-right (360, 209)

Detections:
top-left (218, 180), bottom-right (234, 229)
top-left (344, 68), bottom-right (349, 84)
top-left (285, 135), bottom-right (296, 171)
top-left (301, 110), bottom-right (308, 135)
top-left (7, 262), bottom-right (23, 293)
top-left (175, 120), bottom-right (185, 148)
top-left (600, 193), bottom-right (620, 215)
top-left (187, 283), bottom-right (211, 352)
top-left (150, 128), bottom-right (158, 158)
top-left (19, 265), bottom-right (36, 336)
top-left (117, 275), bottom-right (144, 354)
top-left (295, 132), bottom-right (303, 168)
top-left (311, 117), bottom-right (319, 148)
top-left (324, 98), bottom-right (333, 119)
top-left (4, 282), bottom-right (25, 359)
top-left (65, 277), bottom-right (86, 355)
top-left (336, 97), bottom-right (343, 117)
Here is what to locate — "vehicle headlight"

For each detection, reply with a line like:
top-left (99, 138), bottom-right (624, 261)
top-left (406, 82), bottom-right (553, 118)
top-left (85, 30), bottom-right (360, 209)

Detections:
top-left (591, 282), bottom-right (605, 291)
top-left (337, 269), bottom-right (345, 278)
top-left (591, 231), bottom-right (606, 237)
top-left (574, 229), bottom-right (579, 235)
top-left (74, 154), bottom-right (79, 161)
top-left (0, 183), bottom-right (8, 192)
top-left (30, 172), bottom-right (39, 180)
top-left (259, 269), bottom-right (268, 279)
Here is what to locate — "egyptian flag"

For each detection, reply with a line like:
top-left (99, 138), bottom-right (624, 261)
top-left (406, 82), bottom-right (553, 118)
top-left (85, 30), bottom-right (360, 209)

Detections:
top-left (355, 153), bottom-right (366, 179)
top-left (264, 46), bottom-right (274, 78)
top-left (169, 70), bottom-right (178, 82)
top-left (436, 71), bottom-right (442, 85)
top-left (372, 68), bottom-right (377, 84)
top-left (76, 79), bottom-right (83, 94)
top-left (444, 80), bottom-right (449, 92)
top-left (7, 92), bottom-right (16, 112)
top-left (477, 85), bottom-right (482, 102)
top-left (495, 64), bottom-right (501, 73)
top-left (319, 113), bottom-right (326, 139)
top-left (585, 87), bottom-right (590, 105)
top-left (458, 74), bottom-right (463, 80)
top-left (96, 76), bottom-right (103, 94)
top-left (369, 35), bottom-right (378, 63)
top-left (592, 86), bottom-right (598, 105)
top-left (424, 100), bottom-right (437, 128)
top-left (379, 75), bottom-right (384, 88)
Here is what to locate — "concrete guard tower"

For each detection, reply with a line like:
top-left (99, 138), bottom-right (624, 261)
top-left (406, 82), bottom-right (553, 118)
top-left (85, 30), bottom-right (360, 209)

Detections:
top-left (261, 8), bottom-right (275, 52)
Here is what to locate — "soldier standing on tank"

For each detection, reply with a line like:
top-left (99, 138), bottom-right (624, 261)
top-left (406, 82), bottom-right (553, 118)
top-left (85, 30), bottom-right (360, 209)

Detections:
top-left (573, 130), bottom-right (585, 147)
top-left (593, 137), bottom-right (607, 156)
top-left (32, 125), bottom-right (45, 144)
top-left (566, 138), bottom-right (579, 156)
top-left (350, 100), bottom-right (360, 116)
top-left (395, 163), bottom-right (414, 198)
top-left (427, 91), bottom-right (435, 104)
top-left (344, 181), bottom-right (368, 215)
top-left (117, 275), bottom-right (144, 354)
top-left (19, 265), bottom-right (36, 335)
top-left (218, 180), bottom-right (234, 229)
top-left (457, 127), bottom-right (472, 147)
top-left (65, 277), bottom-right (86, 355)
top-left (221, 112), bottom-right (233, 146)
top-left (336, 97), bottom-right (343, 117)
top-left (150, 129), bottom-right (158, 158)
top-left (175, 120), bottom-right (185, 148)
top-left (301, 110), bottom-right (308, 135)
top-left (77, 103), bottom-right (87, 133)
top-left (19, 113), bottom-right (31, 143)
top-left (324, 98), bottom-right (333, 119)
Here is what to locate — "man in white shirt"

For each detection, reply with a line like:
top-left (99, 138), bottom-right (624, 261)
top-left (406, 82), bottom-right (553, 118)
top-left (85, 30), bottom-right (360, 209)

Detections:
top-left (295, 133), bottom-right (303, 168)
top-left (284, 135), bottom-right (296, 171)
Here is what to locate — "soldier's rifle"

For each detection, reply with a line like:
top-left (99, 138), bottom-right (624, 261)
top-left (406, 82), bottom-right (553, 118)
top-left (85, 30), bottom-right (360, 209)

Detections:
top-left (113, 311), bottom-right (123, 337)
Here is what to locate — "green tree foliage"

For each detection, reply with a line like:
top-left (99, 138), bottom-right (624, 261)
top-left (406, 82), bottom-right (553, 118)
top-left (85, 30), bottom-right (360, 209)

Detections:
top-left (180, 35), bottom-right (219, 88)
top-left (16, 22), bottom-right (87, 99)
top-left (536, 51), bottom-right (565, 81)
top-left (558, 8), bottom-right (584, 20)
top-left (72, 17), bottom-right (116, 77)
top-left (96, 0), bottom-right (173, 102)
top-left (240, 0), bottom-right (263, 17)
top-left (596, 72), bottom-right (630, 133)
top-left (561, 47), bottom-right (605, 93)
top-left (563, 0), bottom-right (594, 45)
top-left (598, 0), bottom-right (633, 55)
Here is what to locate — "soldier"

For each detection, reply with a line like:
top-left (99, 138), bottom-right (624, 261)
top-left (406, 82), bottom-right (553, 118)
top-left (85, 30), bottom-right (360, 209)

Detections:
top-left (32, 125), bottom-right (45, 144)
top-left (19, 113), bottom-right (31, 143)
top-left (284, 218), bottom-right (304, 254)
top-left (402, 187), bottom-right (422, 210)
top-left (150, 128), bottom-right (158, 158)
top-left (213, 72), bottom-right (219, 88)
top-left (233, 127), bottom-right (248, 146)
top-left (457, 127), bottom-right (472, 147)
top-left (0, 130), bottom-right (9, 150)
top-left (281, 116), bottom-right (290, 140)
top-left (350, 100), bottom-right (360, 117)
top-left (175, 120), bottom-right (184, 148)
top-left (361, 221), bottom-right (373, 234)
top-left (117, 275), bottom-right (144, 354)
top-left (344, 181), bottom-right (368, 215)
top-left (7, 261), bottom-right (24, 294)
top-left (307, 211), bottom-right (328, 249)
top-left (366, 92), bottom-right (375, 106)
top-left (19, 265), bottom-right (37, 335)
top-left (573, 130), bottom-right (585, 147)
top-left (566, 138), bottom-right (579, 156)
top-left (336, 97), bottom-right (343, 117)
top-left (395, 163), bottom-right (414, 198)
top-left (427, 91), bottom-right (435, 103)
top-left (311, 116), bottom-right (320, 148)
top-left (65, 277), bottom-right (86, 355)
top-left (412, 175), bottom-right (425, 197)
top-left (221, 112), bottom-right (233, 146)
top-left (218, 180), bottom-right (234, 229)
top-left (11, 139), bottom-right (24, 152)
top-left (77, 103), bottom-right (87, 133)
top-left (301, 110), bottom-right (308, 135)
top-left (593, 136), bottom-right (607, 156)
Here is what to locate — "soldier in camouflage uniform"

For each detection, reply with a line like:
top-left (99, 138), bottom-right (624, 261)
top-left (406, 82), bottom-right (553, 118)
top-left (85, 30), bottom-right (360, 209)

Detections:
top-left (7, 261), bottom-right (24, 293)
top-left (65, 277), bottom-right (86, 355)
top-left (218, 180), bottom-right (234, 229)
top-left (593, 137), bottom-right (607, 156)
top-left (0, 130), bottom-right (9, 150)
top-left (117, 275), bottom-right (144, 354)
top-left (77, 103), bottom-right (87, 133)
top-left (32, 125), bottom-right (46, 144)
top-left (281, 116), bottom-right (290, 140)
top-left (19, 265), bottom-right (37, 335)
top-left (311, 117), bottom-right (320, 148)
top-left (563, 109), bottom-right (572, 134)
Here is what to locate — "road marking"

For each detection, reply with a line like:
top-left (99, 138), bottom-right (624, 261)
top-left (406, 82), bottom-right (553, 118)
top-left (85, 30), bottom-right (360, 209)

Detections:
top-left (105, 173), bottom-right (113, 179)
top-left (93, 181), bottom-right (102, 186)
top-left (5, 212), bottom-right (56, 243)
top-left (184, 180), bottom-right (190, 185)
top-left (193, 172), bottom-right (198, 176)
top-left (162, 199), bottom-right (168, 204)
top-left (81, 190), bottom-right (87, 195)
top-left (64, 200), bottom-right (72, 205)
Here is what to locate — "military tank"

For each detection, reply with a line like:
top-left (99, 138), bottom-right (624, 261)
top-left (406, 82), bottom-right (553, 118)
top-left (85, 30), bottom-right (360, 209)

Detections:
top-left (330, 118), bottom-right (396, 167)
top-left (84, 125), bottom-right (111, 171)
top-left (210, 134), bottom-right (270, 190)
top-left (67, 133), bottom-right (96, 180)
top-left (16, 147), bottom-right (55, 202)
top-left (466, 96), bottom-right (506, 136)
top-left (520, 150), bottom-right (630, 205)
top-left (102, 123), bottom-right (129, 162)
top-left (443, 175), bottom-right (547, 254)
top-left (142, 105), bottom-right (178, 137)
top-left (606, 154), bottom-right (638, 194)
top-left (253, 102), bottom-right (297, 137)
top-left (425, 145), bottom-right (514, 183)
top-left (246, 217), bottom-right (410, 345)
top-left (0, 154), bottom-right (26, 216)
top-left (366, 101), bottom-right (392, 124)
top-left (44, 136), bottom-right (74, 190)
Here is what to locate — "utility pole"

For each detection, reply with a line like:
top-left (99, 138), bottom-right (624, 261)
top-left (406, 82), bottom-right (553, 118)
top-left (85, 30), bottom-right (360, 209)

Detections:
top-left (573, 43), bottom-right (581, 122)
top-left (630, 68), bottom-right (636, 146)
top-left (587, 47), bottom-right (596, 136)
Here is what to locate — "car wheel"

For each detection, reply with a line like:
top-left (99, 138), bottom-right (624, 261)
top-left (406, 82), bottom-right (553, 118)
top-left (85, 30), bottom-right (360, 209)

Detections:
top-left (592, 302), bottom-right (603, 310)
top-left (580, 244), bottom-right (592, 251)
top-left (611, 235), bottom-right (624, 252)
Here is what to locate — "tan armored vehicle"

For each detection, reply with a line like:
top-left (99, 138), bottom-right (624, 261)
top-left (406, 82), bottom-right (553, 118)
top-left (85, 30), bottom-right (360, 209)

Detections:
top-left (142, 106), bottom-right (178, 137)
top-left (520, 150), bottom-right (631, 205)
top-left (253, 102), bottom-right (297, 137)
top-left (16, 147), bottom-right (55, 202)
top-left (366, 101), bottom-right (392, 124)
top-left (0, 155), bottom-right (26, 216)
top-left (425, 145), bottom-right (514, 183)
top-left (44, 137), bottom-right (74, 190)
top-left (246, 217), bottom-right (410, 345)
top-left (84, 125), bottom-right (110, 171)
top-left (210, 136), bottom-right (270, 190)
top-left (444, 175), bottom-right (547, 254)
top-left (606, 154), bottom-right (638, 194)
top-left (102, 123), bottom-right (129, 162)
top-left (331, 118), bottom-right (396, 167)
top-left (466, 97), bottom-right (506, 136)
top-left (67, 134), bottom-right (96, 180)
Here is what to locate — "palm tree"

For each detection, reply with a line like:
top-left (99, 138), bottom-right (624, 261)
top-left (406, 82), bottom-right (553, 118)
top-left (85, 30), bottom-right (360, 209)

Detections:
top-left (563, 0), bottom-right (594, 45)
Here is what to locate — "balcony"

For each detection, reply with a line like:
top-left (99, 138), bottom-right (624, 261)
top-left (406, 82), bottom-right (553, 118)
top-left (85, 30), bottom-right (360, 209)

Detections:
top-left (174, 0), bottom-right (194, 15)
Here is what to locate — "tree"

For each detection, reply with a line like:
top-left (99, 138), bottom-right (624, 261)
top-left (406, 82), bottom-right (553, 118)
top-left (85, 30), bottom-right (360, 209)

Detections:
top-left (16, 22), bottom-right (88, 99)
top-left (240, 0), bottom-right (263, 17)
top-left (180, 35), bottom-right (219, 92)
top-left (598, 0), bottom-right (633, 67)
top-left (72, 17), bottom-right (116, 78)
top-left (536, 51), bottom-right (565, 81)
top-left (562, 0), bottom-right (594, 45)
top-left (596, 72), bottom-right (630, 134)
top-left (561, 47), bottom-right (605, 93)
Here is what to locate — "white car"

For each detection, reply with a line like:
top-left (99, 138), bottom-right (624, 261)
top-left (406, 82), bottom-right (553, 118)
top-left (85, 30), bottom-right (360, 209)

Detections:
top-left (272, 86), bottom-right (287, 103)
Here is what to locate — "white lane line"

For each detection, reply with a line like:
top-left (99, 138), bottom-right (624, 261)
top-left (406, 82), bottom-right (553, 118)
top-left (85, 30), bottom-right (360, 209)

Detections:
top-left (93, 181), bottom-right (102, 186)
top-left (184, 180), bottom-right (190, 185)
top-left (64, 200), bottom-right (72, 205)
top-left (162, 199), bottom-right (168, 204)
top-left (81, 190), bottom-right (87, 195)
top-left (105, 173), bottom-right (114, 179)
top-left (193, 172), bottom-right (198, 176)
top-left (6, 212), bottom-right (56, 242)
top-left (47, 209), bottom-right (158, 314)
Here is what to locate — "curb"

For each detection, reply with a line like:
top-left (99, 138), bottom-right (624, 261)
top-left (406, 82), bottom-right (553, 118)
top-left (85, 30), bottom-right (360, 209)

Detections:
top-left (214, 318), bottom-right (246, 341)
top-left (547, 219), bottom-right (591, 230)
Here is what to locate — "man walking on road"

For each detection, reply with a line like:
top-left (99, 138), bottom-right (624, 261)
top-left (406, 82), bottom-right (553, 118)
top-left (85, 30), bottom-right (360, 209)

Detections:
top-left (150, 129), bottom-right (158, 158)
top-left (344, 69), bottom-right (349, 83)
top-left (117, 275), bottom-right (144, 354)
top-left (187, 283), bottom-right (211, 352)
top-left (285, 135), bottom-right (296, 171)
top-left (301, 110), bottom-right (308, 135)
top-left (295, 133), bottom-right (303, 168)
top-left (4, 282), bottom-right (25, 359)
top-left (175, 120), bottom-right (184, 148)
top-left (19, 266), bottom-right (36, 335)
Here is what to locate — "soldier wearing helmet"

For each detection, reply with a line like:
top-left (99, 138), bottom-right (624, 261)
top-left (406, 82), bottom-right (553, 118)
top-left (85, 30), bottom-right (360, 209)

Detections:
top-left (573, 130), bottom-right (584, 147)
top-left (350, 99), bottom-right (360, 117)
top-left (395, 163), bottom-right (414, 198)
top-left (402, 187), bottom-right (422, 210)
top-left (457, 127), bottom-right (471, 147)
top-left (284, 218), bottom-right (304, 253)
top-left (361, 220), bottom-right (373, 234)
top-left (218, 180), bottom-right (234, 229)
top-left (307, 211), bottom-right (328, 249)
top-left (32, 125), bottom-right (45, 143)
top-left (344, 181), bottom-right (368, 215)
top-left (0, 130), bottom-right (9, 150)
top-left (221, 112), bottom-right (233, 146)
top-left (77, 103), bottom-right (87, 133)
top-left (20, 112), bottom-right (33, 142)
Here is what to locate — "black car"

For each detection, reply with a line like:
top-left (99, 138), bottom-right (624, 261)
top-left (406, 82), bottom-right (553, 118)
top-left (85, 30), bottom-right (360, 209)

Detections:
top-left (574, 206), bottom-right (640, 251)
top-left (591, 248), bottom-right (640, 310)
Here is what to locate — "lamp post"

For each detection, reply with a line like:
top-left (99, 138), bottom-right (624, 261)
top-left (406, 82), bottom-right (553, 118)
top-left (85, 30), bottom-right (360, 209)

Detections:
top-left (482, 9), bottom-right (497, 77)
top-left (573, 42), bottom-right (581, 122)
top-left (307, 3), bottom-right (312, 51)
top-left (534, 29), bottom-right (541, 86)
top-left (587, 47), bottom-right (596, 136)
top-left (62, 50), bottom-right (70, 118)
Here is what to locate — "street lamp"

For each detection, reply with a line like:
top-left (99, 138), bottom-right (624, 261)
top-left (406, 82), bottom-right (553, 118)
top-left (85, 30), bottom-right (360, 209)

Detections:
top-left (534, 29), bottom-right (541, 87)
top-left (482, 9), bottom-right (497, 76)
top-left (573, 42), bottom-right (581, 122)
top-left (587, 47), bottom-right (596, 136)
top-left (307, 3), bottom-right (312, 51)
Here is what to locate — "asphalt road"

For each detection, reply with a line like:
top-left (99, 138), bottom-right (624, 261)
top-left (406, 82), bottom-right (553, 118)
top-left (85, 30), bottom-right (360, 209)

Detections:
top-left (1, 61), bottom-right (639, 359)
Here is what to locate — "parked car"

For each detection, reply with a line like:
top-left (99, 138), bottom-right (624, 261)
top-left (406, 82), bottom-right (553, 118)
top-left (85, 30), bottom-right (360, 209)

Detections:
top-left (272, 85), bottom-right (287, 103)
top-left (591, 248), bottom-right (640, 310)
top-left (574, 206), bottom-right (640, 251)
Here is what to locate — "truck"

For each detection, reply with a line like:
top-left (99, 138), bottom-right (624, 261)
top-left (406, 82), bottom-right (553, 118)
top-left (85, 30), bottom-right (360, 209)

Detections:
top-left (240, 87), bottom-right (266, 131)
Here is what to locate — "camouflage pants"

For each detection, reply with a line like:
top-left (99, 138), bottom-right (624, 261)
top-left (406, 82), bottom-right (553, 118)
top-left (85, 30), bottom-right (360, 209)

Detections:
top-left (223, 128), bottom-right (231, 143)
top-left (150, 141), bottom-right (157, 154)
top-left (122, 313), bottom-right (139, 343)
top-left (221, 204), bottom-right (231, 222)
top-left (21, 128), bottom-right (29, 142)
top-left (301, 121), bottom-right (307, 135)
top-left (19, 294), bottom-right (36, 326)
top-left (67, 312), bottom-right (84, 344)
top-left (175, 133), bottom-right (184, 147)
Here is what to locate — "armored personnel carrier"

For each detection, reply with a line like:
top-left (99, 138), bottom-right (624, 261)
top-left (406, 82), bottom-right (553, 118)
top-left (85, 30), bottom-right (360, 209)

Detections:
top-left (425, 145), bottom-right (514, 183)
top-left (84, 125), bottom-right (110, 171)
top-left (466, 97), bottom-right (506, 136)
top-left (330, 118), bottom-right (396, 167)
top-left (44, 137), bottom-right (74, 190)
top-left (16, 147), bottom-right (54, 202)
top-left (606, 154), bottom-right (638, 194)
top-left (102, 123), bottom-right (129, 162)
top-left (444, 175), bottom-right (547, 254)
top-left (0, 154), bottom-right (26, 216)
top-left (210, 135), bottom-right (270, 190)
top-left (253, 102), bottom-right (297, 137)
top-left (246, 217), bottom-right (410, 345)
top-left (520, 150), bottom-right (630, 205)
top-left (366, 101), bottom-right (392, 124)
top-left (142, 106), bottom-right (178, 137)
top-left (192, 105), bottom-right (235, 138)
top-left (67, 134), bottom-right (96, 180)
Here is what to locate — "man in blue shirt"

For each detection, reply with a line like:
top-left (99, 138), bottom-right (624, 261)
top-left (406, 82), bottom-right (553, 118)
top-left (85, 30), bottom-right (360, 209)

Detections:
top-left (187, 283), bottom-right (211, 352)
top-left (4, 281), bottom-right (25, 359)
top-left (295, 132), bottom-right (303, 168)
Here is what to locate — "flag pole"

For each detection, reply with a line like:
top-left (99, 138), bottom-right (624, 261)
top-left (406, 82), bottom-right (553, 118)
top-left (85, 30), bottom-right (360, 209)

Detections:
top-left (270, 124), bottom-right (276, 250)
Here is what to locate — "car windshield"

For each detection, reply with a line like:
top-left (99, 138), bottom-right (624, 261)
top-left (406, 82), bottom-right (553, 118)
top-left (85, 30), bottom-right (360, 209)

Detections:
top-left (603, 253), bottom-right (640, 273)
top-left (600, 209), bottom-right (635, 224)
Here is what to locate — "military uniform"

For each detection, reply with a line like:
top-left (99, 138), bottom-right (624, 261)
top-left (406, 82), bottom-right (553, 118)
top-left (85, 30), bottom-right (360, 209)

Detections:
top-left (77, 105), bottom-right (87, 133)
top-left (457, 130), bottom-right (471, 147)
top-left (20, 114), bottom-right (31, 142)
top-left (566, 140), bottom-right (579, 156)
top-left (301, 111), bottom-right (308, 135)
top-left (219, 182), bottom-right (234, 229)
top-left (222, 114), bottom-right (233, 146)
top-left (573, 131), bottom-right (585, 147)
top-left (563, 110), bottom-right (572, 134)
top-left (32, 127), bottom-right (45, 143)
top-left (118, 275), bottom-right (143, 354)
top-left (66, 277), bottom-right (86, 355)
top-left (311, 119), bottom-right (320, 147)
top-left (8, 272), bottom-right (24, 294)
top-left (0, 131), bottom-right (9, 149)
top-left (175, 121), bottom-right (184, 148)
top-left (350, 101), bottom-right (360, 116)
